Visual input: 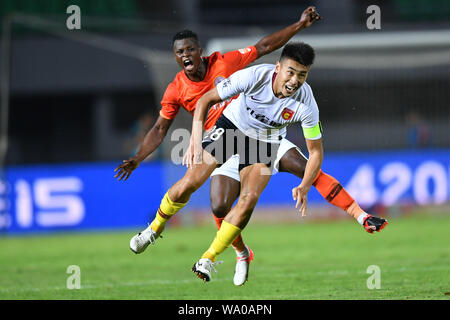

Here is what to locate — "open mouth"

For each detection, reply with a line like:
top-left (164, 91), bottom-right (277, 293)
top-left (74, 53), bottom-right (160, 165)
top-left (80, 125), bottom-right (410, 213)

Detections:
top-left (183, 59), bottom-right (194, 71)
top-left (285, 84), bottom-right (297, 95)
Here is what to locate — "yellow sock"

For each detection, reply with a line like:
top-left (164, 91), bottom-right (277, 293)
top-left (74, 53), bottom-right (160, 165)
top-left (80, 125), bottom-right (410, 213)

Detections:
top-left (202, 220), bottom-right (242, 262)
top-left (150, 192), bottom-right (186, 234)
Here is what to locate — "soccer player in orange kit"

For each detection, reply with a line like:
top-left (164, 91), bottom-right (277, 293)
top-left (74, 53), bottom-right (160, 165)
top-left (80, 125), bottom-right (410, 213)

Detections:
top-left (114, 6), bottom-right (387, 286)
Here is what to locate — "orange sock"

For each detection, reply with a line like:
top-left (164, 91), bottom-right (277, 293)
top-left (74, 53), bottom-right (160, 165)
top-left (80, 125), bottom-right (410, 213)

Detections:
top-left (312, 170), bottom-right (364, 220)
top-left (212, 215), bottom-right (244, 250)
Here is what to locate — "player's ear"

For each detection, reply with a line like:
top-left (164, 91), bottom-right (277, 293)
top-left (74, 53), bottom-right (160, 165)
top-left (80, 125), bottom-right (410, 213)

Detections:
top-left (199, 47), bottom-right (203, 56)
top-left (305, 67), bottom-right (311, 78)
top-left (275, 61), bottom-right (281, 73)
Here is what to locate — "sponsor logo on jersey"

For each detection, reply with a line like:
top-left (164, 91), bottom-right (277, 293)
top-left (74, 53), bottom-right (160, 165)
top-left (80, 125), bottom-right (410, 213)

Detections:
top-left (246, 107), bottom-right (282, 127)
top-left (281, 108), bottom-right (295, 120)
top-left (238, 47), bottom-right (252, 54)
top-left (250, 96), bottom-right (261, 101)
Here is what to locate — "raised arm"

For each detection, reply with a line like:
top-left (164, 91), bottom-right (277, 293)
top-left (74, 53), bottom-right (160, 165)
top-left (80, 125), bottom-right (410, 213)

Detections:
top-left (114, 115), bottom-right (173, 180)
top-left (292, 137), bottom-right (324, 217)
top-left (254, 6), bottom-right (321, 59)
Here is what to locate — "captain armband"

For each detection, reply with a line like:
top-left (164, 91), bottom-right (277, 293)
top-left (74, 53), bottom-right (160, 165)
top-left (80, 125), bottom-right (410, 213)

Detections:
top-left (302, 122), bottom-right (323, 140)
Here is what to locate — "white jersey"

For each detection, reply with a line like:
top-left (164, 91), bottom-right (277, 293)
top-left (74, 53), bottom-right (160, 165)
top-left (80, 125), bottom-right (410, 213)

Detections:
top-left (217, 63), bottom-right (321, 143)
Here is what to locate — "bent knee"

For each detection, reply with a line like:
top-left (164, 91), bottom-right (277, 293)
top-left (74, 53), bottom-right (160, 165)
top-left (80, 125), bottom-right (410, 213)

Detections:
top-left (210, 190), bottom-right (236, 218)
top-left (211, 201), bottom-right (232, 218)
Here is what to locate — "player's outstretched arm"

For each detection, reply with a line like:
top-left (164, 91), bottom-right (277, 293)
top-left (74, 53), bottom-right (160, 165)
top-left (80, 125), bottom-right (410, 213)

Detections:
top-left (114, 116), bottom-right (173, 181)
top-left (254, 6), bottom-right (321, 59)
top-left (292, 138), bottom-right (323, 216)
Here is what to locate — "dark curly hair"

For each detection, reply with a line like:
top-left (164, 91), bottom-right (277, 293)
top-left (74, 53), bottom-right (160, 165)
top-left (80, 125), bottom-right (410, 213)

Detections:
top-left (172, 29), bottom-right (200, 46)
top-left (280, 42), bottom-right (315, 66)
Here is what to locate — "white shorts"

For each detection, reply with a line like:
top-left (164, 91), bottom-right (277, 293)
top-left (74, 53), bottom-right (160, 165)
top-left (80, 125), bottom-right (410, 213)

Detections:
top-left (210, 138), bottom-right (308, 182)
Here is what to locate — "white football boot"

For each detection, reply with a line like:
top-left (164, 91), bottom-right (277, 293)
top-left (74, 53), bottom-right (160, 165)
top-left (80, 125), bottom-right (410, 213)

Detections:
top-left (233, 246), bottom-right (254, 286)
top-left (192, 258), bottom-right (223, 282)
top-left (129, 224), bottom-right (160, 254)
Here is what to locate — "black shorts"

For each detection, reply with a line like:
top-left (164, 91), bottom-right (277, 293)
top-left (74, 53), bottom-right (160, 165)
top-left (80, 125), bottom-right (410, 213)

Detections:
top-left (202, 115), bottom-right (280, 172)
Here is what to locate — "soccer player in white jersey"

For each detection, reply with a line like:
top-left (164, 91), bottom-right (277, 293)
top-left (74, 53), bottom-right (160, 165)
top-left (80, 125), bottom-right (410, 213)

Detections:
top-left (184, 42), bottom-right (371, 282)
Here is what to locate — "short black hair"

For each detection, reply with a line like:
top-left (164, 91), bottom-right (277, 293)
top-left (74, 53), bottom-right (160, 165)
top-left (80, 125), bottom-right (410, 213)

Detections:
top-left (280, 42), bottom-right (315, 67)
top-left (172, 29), bottom-right (200, 46)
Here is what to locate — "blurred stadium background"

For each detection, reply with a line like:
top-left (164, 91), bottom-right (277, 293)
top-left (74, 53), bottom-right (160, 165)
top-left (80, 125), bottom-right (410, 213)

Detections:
top-left (1, 0), bottom-right (450, 233)
top-left (0, 0), bottom-right (449, 300)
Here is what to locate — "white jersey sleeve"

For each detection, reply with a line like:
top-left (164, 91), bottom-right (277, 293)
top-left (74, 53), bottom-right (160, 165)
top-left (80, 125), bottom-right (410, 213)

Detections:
top-left (216, 66), bottom-right (257, 101)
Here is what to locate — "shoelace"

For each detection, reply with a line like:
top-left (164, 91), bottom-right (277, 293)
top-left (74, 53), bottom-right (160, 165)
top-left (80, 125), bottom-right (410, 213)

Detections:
top-left (236, 255), bottom-right (250, 262)
top-left (208, 260), bottom-right (224, 273)
top-left (236, 247), bottom-right (251, 262)
top-left (149, 231), bottom-right (156, 245)
top-left (142, 223), bottom-right (162, 245)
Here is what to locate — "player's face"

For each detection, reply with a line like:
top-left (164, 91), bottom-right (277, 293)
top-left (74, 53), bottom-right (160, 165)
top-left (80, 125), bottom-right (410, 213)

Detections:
top-left (173, 38), bottom-right (203, 75)
top-left (274, 59), bottom-right (310, 98)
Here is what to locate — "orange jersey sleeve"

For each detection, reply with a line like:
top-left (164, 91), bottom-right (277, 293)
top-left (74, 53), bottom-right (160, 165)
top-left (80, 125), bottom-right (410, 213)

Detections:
top-left (201, 46), bottom-right (258, 130)
top-left (160, 82), bottom-right (181, 120)
top-left (221, 46), bottom-right (258, 74)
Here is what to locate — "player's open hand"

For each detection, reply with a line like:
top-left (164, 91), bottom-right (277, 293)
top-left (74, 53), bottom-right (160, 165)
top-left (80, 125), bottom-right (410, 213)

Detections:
top-left (182, 142), bottom-right (193, 168)
top-left (299, 6), bottom-right (322, 28)
top-left (114, 159), bottom-right (140, 181)
top-left (182, 141), bottom-right (203, 168)
top-left (292, 185), bottom-right (310, 217)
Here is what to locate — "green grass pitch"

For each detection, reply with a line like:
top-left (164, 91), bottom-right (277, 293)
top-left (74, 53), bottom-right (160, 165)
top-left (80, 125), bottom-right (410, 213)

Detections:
top-left (1, 213), bottom-right (449, 300)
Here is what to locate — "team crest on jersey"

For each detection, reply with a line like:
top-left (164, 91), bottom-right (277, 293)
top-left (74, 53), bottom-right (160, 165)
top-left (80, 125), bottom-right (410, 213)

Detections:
top-left (281, 108), bottom-right (295, 120)
top-left (214, 76), bottom-right (225, 87)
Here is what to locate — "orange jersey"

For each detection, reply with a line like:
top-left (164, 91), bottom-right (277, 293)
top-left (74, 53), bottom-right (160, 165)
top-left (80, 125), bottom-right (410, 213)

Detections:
top-left (160, 46), bottom-right (258, 130)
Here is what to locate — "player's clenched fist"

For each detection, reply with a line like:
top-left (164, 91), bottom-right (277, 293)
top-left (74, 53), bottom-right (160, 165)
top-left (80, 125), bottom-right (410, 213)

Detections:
top-left (299, 6), bottom-right (322, 28)
top-left (114, 159), bottom-right (140, 181)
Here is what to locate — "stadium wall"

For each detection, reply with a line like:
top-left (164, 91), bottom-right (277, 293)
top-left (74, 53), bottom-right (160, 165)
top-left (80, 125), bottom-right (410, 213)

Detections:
top-left (1, 149), bottom-right (449, 234)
